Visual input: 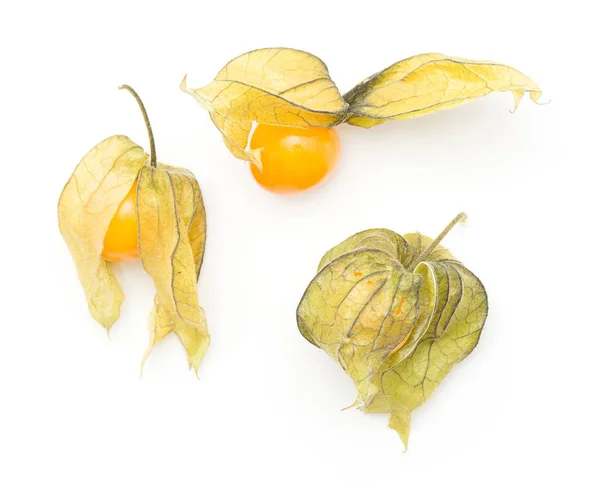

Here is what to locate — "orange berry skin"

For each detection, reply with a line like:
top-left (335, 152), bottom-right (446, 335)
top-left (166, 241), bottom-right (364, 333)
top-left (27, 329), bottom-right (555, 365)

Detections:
top-left (249, 124), bottom-right (341, 194)
top-left (101, 179), bottom-right (139, 262)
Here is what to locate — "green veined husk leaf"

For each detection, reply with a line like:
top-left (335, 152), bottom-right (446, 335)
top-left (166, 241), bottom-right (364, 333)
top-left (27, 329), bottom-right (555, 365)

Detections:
top-left (296, 213), bottom-right (488, 448)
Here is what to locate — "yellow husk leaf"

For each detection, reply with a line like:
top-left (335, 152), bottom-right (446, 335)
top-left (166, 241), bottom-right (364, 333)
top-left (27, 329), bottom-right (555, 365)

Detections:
top-left (181, 48), bottom-right (348, 168)
top-left (344, 53), bottom-right (542, 127)
top-left (137, 164), bottom-right (209, 374)
top-left (58, 135), bottom-right (147, 331)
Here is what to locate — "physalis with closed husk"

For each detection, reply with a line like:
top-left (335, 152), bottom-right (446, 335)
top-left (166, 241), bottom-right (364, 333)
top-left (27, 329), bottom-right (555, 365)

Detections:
top-left (182, 49), bottom-right (542, 194)
top-left (296, 213), bottom-right (488, 449)
top-left (58, 86), bottom-right (209, 375)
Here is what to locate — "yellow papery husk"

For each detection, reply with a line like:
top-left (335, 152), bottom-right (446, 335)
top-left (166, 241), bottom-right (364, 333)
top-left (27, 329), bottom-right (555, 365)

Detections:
top-left (344, 53), bottom-right (542, 127)
top-left (58, 135), bottom-right (147, 332)
top-left (181, 48), bottom-right (348, 169)
top-left (136, 163), bottom-right (209, 375)
top-left (184, 49), bottom-right (542, 167)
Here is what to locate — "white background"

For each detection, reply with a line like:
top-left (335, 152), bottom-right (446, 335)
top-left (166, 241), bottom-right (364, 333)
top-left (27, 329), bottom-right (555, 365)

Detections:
top-left (1, 1), bottom-right (598, 487)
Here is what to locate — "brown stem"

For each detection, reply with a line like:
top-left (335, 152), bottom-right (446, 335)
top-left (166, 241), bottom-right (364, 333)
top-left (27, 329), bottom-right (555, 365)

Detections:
top-left (119, 84), bottom-right (156, 167)
top-left (409, 213), bottom-right (467, 271)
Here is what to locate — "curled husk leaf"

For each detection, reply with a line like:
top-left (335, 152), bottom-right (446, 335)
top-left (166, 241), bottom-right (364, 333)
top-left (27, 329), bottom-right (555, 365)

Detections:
top-left (343, 53), bottom-right (542, 127)
top-left (181, 48), bottom-right (348, 169)
top-left (296, 214), bottom-right (488, 448)
top-left (58, 137), bottom-right (209, 373)
top-left (58, 135), bottom-right (147, 331)
top-left (137, 164), bottom-right (209, 374)
top-left (183, 48), bottom-right (541, 166)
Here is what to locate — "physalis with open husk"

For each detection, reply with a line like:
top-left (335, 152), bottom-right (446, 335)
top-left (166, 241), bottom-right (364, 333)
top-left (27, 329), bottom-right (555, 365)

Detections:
top-left (58, 86), bottom-right (209, 375)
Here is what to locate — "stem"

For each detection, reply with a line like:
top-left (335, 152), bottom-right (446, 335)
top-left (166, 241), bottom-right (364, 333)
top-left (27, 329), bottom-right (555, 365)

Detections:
top-left (119, 84), bottom-right (156, 167)
top-left (409, 212), bottom-right (467, 271)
